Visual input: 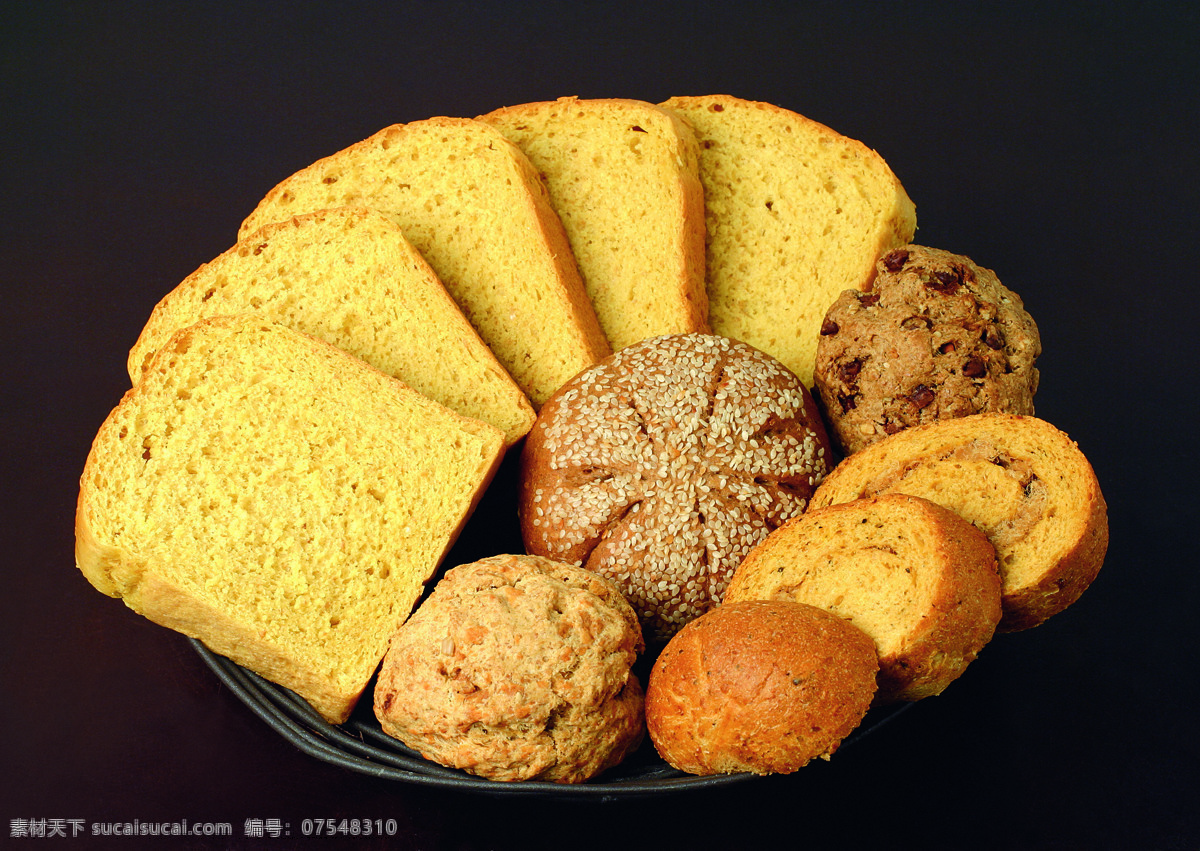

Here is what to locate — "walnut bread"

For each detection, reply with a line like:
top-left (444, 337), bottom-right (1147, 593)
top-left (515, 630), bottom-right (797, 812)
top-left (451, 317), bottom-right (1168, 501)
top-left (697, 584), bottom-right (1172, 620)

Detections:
top-left (810, 413), bottom-right (1108, 631)
top-left (726, 493), bottom-right (1002, 702)
top-left (373, 554), bottom-right (645, 783)
top-left (519, 333), bottom-right (831, 642)
top-left (76, 316), bottom-right (505, 723)
top-left (814, 245), bottom-right (1041, 455)
top-left (645, 600), bottom-right (878, 775)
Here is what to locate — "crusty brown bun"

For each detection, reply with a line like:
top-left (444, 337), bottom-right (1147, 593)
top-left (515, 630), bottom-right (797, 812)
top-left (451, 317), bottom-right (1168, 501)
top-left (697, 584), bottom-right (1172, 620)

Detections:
top-left (519, 333), bottom-right (832, 641)
top-left (726, 494), bottom-right (1001, 702)
top-left (810, 413), bottom-right (1108, 631)
top-left (373, 554), bottom-right (645, 784)
top-left (814, 245), bottom-right (1041, 456)
top-left (645, 600), bottom-right (878, 775)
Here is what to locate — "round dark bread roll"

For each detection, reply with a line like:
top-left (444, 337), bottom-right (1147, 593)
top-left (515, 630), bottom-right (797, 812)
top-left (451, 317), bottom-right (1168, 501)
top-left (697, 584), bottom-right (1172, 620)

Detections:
top-left (645, 600), bottom-right (879, 775)
top-left (519, 333), bottom-right (832, 641)
top-left (372, 554), bottom-right (645, 784)
top-left (814, 244), bottom-right (1041, 455)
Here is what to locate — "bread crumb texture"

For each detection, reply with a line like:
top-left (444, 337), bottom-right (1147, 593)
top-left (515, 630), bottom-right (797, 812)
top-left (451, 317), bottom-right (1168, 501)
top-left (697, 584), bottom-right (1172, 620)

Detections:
top-left (520, 333), bottom-right (831, 641)
top-left (373, 554), bottom-right (645, 783)
top-left (130, 206), bottom-right (534, 445)
top-left (645, 600), bottom-right (878, 775)
top-left (481, 97), bottom-right (709, 350)
top-left (238, 117), bottom-right (610, 407)
top-left (660, 94), bottom-right (917, 388)
top-left (76, 317), bottom-right (504, 722)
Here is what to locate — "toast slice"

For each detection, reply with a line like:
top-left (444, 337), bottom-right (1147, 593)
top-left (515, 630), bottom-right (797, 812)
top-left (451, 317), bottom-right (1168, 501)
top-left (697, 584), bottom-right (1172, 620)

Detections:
top-left (480, 97), bottom-right (708, 350)
top-left (238, 117), bottom-right (612, 408)
top-left (129, 207), bottom-right (535, 446)
top-left (810, 413), bottom-right (1108, 631)
top-left (76, 316), bottom-right (505, 723)
top-left (660, 95), bottom-right (917, 387)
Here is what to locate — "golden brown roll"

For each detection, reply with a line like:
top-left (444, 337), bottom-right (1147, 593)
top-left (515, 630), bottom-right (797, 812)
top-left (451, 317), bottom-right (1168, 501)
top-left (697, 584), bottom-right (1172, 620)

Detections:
top-left (645, 600), bottom-right (878, 775)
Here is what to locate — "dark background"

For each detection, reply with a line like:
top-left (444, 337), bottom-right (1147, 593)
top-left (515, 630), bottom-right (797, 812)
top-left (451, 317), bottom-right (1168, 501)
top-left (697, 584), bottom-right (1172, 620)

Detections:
top-left (4, 2), bottom-right (1197, 849)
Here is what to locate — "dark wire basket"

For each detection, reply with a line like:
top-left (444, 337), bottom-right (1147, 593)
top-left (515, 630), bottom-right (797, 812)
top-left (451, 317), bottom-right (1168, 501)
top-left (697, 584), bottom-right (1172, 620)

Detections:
top-left (192, 638), bottom-right (912, 798)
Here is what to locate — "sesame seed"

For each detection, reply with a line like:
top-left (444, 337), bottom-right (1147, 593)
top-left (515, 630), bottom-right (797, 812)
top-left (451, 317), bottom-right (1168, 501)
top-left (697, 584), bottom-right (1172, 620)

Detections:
top-left (522, 334), bottom-right (829, 639)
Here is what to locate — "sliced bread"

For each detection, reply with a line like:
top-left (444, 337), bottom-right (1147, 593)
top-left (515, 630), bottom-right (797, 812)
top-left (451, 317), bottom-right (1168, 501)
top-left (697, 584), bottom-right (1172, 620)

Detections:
top-left (129, 206), bottom-right (535, 446)
top-left (76, 316), bottom-right (505, 723)
top-left (725, 493), bottom-right (1002, 702)
top-left (237, 117), bottom-right (612, 408)
top-left (659, 95), bottom-right (918, 387)
top-left (809, 413), bottom-right (1108, 631)
top-left (480, 96), bottom-right (708, 350)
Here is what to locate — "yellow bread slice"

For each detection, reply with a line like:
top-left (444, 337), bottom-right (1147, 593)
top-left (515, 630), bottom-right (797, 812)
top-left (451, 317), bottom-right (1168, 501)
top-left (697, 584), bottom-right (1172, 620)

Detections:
top-left (480, 96), bottom-right (708, 349)
top-left (659, 94), bottom-right (917, 387)
top-left (76, 316), bottom-right (505, 723)
top-left (238, 117), bottom-right (612, 408)
top-left (726, 493), bottom-right (1002, 702)
top-left (129, 207), bottom-right (535, 446)
top-left (810, 413), bottom-right (1108, 631)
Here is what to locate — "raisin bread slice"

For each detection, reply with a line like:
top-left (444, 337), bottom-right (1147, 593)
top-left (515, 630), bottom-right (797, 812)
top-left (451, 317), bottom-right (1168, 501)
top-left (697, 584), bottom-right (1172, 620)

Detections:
top-left (76, 316), bottom-right (505, 723)
top-left (726, 493), bottom-right (1001, 702)
top-left (480, 97), bottom-right (708, 350)
top-left (810, 413), bottom-right (1108, 631)
top-left (660, 95), bottom-right (917, 388)
top-left (238, 117), bottom-right (611, 407)
top-left (129, 207), bottom-right (535, 446)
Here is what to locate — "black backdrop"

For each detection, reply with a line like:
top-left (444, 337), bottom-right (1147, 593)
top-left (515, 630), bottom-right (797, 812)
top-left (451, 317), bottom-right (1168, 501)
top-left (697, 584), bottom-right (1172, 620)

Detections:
top-left (4, 2), bottom-right (1198, 849)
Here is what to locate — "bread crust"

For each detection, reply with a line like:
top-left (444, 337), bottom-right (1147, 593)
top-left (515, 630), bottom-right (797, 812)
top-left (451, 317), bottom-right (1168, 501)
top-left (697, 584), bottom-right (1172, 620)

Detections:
top-left (129, 206), bottom-right (536, 446)
top-left (645, 600), bottom-right (878, 775)
top-left (519, 334), bottom-right (831, 641)
top-left (238, 117), bottom-right (611, 407)
top-left (481, 96), bottom-right (709, 349)
top-left (811, 413), bottom-right (1108, 631)
top-left (726, 494), bottom-right (1002, 702)
top-left (76, 316), bottom-right (505, 723)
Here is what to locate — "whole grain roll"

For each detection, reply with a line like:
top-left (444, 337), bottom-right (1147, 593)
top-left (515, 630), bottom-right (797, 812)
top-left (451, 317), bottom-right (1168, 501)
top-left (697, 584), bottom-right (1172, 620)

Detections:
top-left (519, 334), bottom-right (832, 641)
top-left (645, 600), bottom-right (878, 775)
top-left (373, 554), bottom-right (645, 784)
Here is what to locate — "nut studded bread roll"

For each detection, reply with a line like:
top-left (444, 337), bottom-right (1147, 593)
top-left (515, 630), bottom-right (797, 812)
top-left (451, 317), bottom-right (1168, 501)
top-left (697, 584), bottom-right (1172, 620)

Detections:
top-left (520, 333), bottom-right (831, 641)
top-left (238, 117), bottom-right (611, 408)
top-left (129, 207), bottom-right (535, 446)
top-left (480, 97), bottom-right (708, 350)
top-left (374, 554), bottom-right (645, 783)
top-left (660, 94), bottom-right (917, 387)
top-left (811, 413), bottom-right (1108, 631)
top-left (814, 245), bottom-right (1041, 455)
top-left (76, 316), bottom-right (505, 723)
top-left (726, 494), bottom-right (1002, 702)
top-left (645, 600), bottom-right (878, 775)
